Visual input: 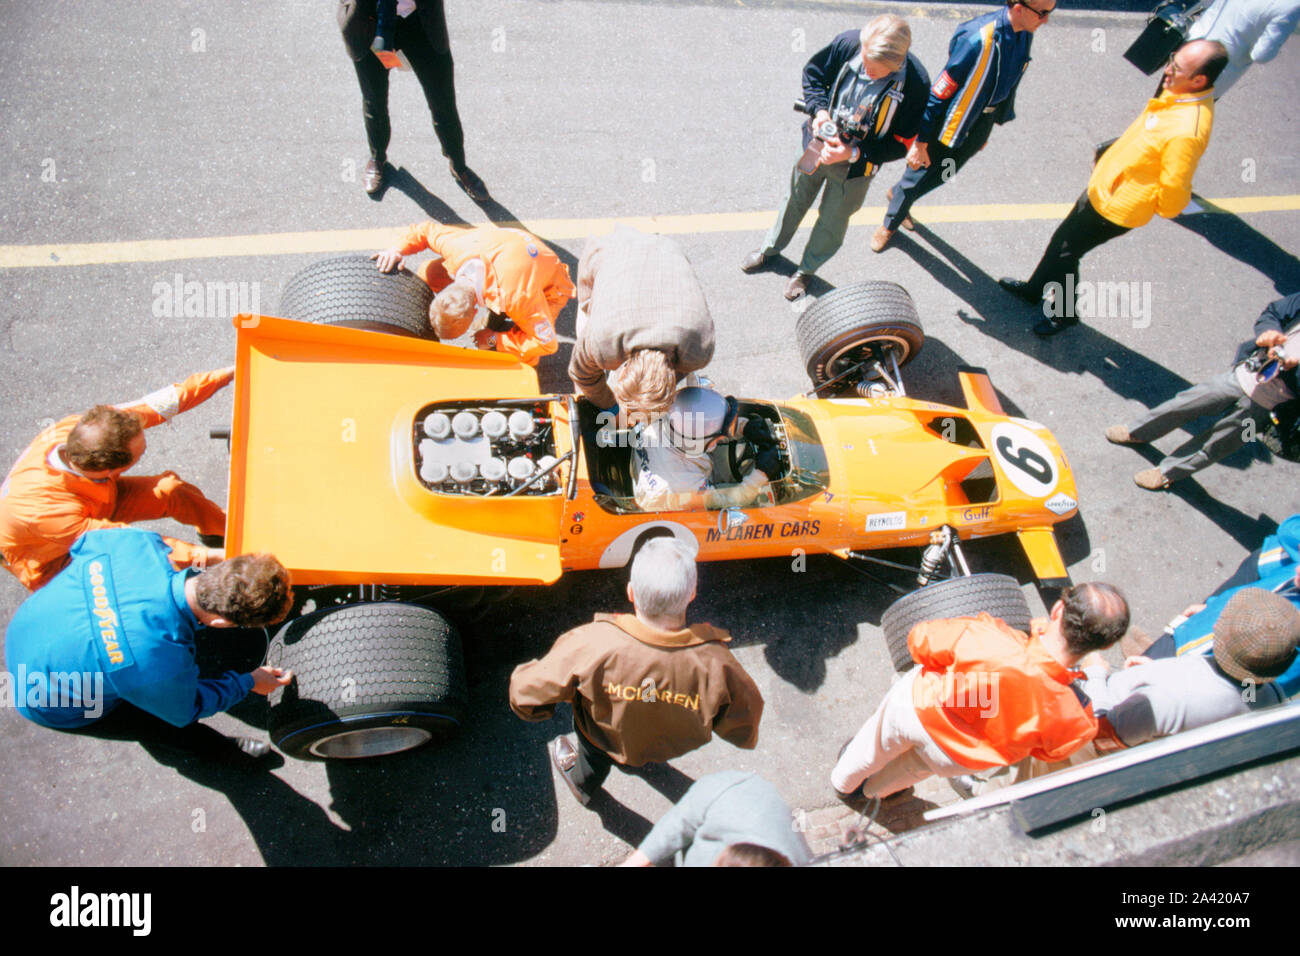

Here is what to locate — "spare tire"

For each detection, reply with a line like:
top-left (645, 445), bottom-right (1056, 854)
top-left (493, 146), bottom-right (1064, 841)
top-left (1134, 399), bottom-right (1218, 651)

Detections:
top-left (266, 602), bottom-right (466, 759)
top-left (279, 254), bottom-right (435, 338)
top-left (880, 573), bottom-right (1031, 673)
top-left (796, 281), bottom-right (923, 389)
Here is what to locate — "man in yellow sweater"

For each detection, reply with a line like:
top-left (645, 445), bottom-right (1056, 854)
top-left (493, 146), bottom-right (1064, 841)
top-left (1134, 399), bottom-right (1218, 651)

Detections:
top-left (999, 39), bottom-right (1228, 337)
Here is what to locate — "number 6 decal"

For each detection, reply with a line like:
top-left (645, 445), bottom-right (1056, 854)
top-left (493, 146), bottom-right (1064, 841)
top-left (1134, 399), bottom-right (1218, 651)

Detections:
top-left (990, 423), bottom-right (1058, 498)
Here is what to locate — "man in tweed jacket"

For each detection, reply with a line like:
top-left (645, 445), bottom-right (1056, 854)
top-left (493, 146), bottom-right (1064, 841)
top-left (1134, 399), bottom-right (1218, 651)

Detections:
top-left (569, 227), bottom-right (715, 422)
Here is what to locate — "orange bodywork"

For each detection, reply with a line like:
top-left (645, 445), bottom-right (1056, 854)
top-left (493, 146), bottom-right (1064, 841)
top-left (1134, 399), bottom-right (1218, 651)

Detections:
top-left (228, 318), bottom-right (1078, 588)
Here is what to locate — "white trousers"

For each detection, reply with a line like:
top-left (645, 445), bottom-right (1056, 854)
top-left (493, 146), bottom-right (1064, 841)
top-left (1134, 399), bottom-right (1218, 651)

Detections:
top-left (830, 669), bottom-right (971, 797)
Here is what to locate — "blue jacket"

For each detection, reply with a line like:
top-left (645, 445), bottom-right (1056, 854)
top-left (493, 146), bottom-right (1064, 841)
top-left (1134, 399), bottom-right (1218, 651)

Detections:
top-left (799, 31), bottom-right (931, 179)
top-left (920, 7), bottom-right (1032, 149)
top-left (4, 528), bottom-right (254, 729)
top-left (1173, 514), bottom-right (1300, 699)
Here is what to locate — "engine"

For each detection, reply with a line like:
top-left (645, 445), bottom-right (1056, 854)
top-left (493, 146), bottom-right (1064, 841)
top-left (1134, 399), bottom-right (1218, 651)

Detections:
top-left (412, 401), bottom-right (560, 497)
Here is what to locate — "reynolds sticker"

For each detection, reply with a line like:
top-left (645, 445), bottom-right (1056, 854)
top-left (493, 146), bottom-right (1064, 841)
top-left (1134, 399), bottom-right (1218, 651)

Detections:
top-left (866, 511), bottom-right (907, 532)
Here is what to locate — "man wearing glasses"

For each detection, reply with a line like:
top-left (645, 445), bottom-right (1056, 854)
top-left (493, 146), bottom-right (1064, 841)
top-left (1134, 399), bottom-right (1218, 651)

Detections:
top-left (1104, 292), bottom-right (1299, 490)
top-left (999, 39), bottom-right (1229, 335)
top-left (870, 0), bottom-right (1053, 254)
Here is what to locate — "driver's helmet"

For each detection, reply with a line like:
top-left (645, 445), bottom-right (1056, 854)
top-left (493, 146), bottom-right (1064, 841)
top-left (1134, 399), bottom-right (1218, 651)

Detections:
top-left (661, 387), bottom-right (739, 459)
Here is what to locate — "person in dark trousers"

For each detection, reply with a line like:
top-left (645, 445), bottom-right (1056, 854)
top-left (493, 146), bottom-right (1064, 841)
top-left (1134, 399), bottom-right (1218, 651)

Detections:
top-left (869, 0), bottom-right (1052, 255)
top-left (1105, 292), bottom-right (1299, 489)
top-left (999, 39), bottom-right (1228, 336)
top-left (337, 0), bottom-right (487, 200)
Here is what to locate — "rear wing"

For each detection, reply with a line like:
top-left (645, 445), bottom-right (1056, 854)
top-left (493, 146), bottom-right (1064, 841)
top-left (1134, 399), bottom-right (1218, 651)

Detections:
top-left (225, 314), bottom-right (564, 586)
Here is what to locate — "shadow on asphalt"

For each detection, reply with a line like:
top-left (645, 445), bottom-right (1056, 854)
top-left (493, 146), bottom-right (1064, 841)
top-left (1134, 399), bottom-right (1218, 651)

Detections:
top-left (366, 164), bottom-right (585, 393)
top-left (1174, 202), bottom-right (1300, 297)
top-left (884, 222), bottom-right (1279, 548)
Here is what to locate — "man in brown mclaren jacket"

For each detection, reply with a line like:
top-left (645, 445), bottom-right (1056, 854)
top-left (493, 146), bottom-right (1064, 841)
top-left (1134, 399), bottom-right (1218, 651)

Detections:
top-left (508, 537), bottom-right (764, 806)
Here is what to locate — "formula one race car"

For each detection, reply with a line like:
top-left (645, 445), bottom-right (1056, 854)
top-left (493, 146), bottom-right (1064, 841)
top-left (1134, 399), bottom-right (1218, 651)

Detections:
top-left (225, 257), bottom-right (1079, 759)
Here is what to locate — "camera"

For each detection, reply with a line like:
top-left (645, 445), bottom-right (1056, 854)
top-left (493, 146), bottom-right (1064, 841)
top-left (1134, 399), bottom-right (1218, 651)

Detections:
top-left (793, 99), bottom-right (871, 174)
top-left (1245, 341), bottom-right (1290, 381)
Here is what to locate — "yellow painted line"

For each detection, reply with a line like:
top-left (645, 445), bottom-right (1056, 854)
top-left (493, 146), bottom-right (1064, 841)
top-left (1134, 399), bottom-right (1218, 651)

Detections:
top-left (4, 194), bottom-right (1299, 269)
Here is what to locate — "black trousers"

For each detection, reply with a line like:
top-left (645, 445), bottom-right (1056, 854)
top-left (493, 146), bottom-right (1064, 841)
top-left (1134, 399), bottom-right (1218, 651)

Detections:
top-left (882, 111), bottom-right (997, 231)
top-left (1025, 191), bottom-right (1132, 300)
top-left (351, 12), bottom-right (466, 169)
top-left (572, 723), bottom-right (615, 796)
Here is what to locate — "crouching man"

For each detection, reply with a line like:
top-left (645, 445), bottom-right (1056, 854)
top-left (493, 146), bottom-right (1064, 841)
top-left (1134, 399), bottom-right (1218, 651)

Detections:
top-left (5, 528), bottom-right (293, 753)
top-left (373, 221), bottom-right (574, 366)
top-left (831, 582), bottom-right (1129, 799)
top-left (1083, 588), bottom-right (1299, 752)
top-left (0, 367), bottom-right (234, 591)
top-left (508, 537), bottom-right (764, 806)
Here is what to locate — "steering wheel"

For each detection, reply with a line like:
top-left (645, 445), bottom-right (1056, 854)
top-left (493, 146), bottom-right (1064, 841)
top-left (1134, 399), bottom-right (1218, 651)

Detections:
top-left (728, 436), bottom-right (757, 481)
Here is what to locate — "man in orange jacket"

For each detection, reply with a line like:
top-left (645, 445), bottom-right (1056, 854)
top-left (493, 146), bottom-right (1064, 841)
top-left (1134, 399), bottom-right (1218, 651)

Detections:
top-left (830, 582), bottom-right (1129, 799)
top-left (372, 222), bottom-right (575, 366)
top-left (0, 367), bottom-right (233, 590)
top-left (999, 39), bottom-right (1228, 336)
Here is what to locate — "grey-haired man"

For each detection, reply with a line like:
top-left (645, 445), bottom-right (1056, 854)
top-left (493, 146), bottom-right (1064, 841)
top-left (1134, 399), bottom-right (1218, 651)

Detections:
top-left (508, 537), bottom-right (764, 805)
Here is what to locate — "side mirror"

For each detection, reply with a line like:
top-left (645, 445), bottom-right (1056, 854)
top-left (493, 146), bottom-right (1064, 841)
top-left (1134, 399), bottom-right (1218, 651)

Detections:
top-left (717, 507), bottom-right (748, 535)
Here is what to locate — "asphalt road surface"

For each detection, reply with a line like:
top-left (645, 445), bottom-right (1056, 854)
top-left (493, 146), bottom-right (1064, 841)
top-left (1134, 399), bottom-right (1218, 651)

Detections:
top-left (1, 0), bottom-right (1297, 867)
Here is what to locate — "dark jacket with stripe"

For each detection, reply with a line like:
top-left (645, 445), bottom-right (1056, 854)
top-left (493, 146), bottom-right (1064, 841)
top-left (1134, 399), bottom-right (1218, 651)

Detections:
top-left (919, 7), bottom-right (1032, 149)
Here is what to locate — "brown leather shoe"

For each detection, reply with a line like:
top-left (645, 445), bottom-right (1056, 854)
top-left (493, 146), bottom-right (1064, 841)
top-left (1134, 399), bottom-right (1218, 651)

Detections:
top-left (1120, 625), bottom-right (1156, 659)
top-left (363, 159), bottom-right (385, 195)
top-left (549, 735), bottom-right (592, 807)
top-left (869, 226), bottom-right (894, 253)
top-left (740, 250), bottom-right (770, 273)
top-left (784, 273), bottom-right (811, 300)
top-left (450, 163), bottom-right (488, 201)
top-left (1105, 425), bottom-right (1143, 445)
top-left (1134, 468), bottom-right (1171, 490)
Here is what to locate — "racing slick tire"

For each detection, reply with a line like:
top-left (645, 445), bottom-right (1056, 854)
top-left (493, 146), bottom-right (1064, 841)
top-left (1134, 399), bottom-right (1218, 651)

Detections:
top-left (266, 602), bottom-right (466, 759)
top-left (880, 573), bottom-right (1031, 673)
top-left (279, 255), bottom-right (436, 338)
top-left (796, 281), bottom-right (923, 390)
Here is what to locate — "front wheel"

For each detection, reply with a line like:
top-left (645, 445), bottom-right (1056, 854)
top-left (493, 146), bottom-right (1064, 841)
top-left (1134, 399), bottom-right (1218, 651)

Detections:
top-left (880, 573), bottom-right (1031, 672)
top-left (278, 255), bottom-right (436, 338)
top-left (796, 281), bottom-right (924, 390)
top-left (266, 602), bottom-right (466, 759)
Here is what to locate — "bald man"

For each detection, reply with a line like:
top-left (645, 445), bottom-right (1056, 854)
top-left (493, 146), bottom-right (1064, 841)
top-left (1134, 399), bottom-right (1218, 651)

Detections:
top-left (999, 39), bottom-right (1229, 337)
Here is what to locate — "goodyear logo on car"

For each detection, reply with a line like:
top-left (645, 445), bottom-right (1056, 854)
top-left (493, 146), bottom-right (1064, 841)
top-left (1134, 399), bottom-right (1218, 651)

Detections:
top-left (705, 520), bottom-right (820, 544)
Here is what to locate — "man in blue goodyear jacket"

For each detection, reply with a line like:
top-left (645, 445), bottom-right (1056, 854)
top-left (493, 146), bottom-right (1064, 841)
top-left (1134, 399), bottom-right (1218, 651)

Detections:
top-left (1135, 514), bottom-right (1300, 699)
top-left (870, 0), bottom-right (1054, 253)
top-left (4, 528), bottom-right (294, 753)
top-left (742, 15), bottom-right (930, 300)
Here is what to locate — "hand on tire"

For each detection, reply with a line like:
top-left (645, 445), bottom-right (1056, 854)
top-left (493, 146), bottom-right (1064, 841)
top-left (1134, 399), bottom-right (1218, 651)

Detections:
top-left (251, 666), bottom-right (293, 696)
top-left (371, 248), bottom-right (404, 273)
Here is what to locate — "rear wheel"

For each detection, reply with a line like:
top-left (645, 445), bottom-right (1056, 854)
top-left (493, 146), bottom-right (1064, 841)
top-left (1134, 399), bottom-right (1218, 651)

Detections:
top-left (279, 254), bottom-right (435, 338)
top-left (796, 281), bottom-right (923, 390)
top-left (880, 573), bottom-right (1031, 672)
top-left (266, 602), bottom-right (466, 759)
